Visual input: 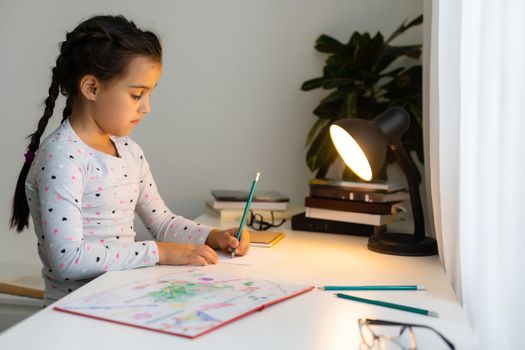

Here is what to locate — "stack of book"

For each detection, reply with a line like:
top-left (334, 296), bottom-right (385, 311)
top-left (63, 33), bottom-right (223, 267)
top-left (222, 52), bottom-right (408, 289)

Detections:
top-left (292, 178), bottom-right (409, 236)
top-left (206, 190), bottom-right (296, 221)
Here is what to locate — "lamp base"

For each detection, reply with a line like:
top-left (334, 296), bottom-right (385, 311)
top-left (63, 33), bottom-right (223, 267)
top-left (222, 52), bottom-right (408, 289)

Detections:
top-left (368, 232), bottom-right (438, 256)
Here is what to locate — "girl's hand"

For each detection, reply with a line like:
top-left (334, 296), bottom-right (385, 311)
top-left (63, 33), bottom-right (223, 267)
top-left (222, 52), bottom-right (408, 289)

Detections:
top-left (206, 227), bottom-right (250, 256)
top-left (156, 242), bottom-right (218, 266)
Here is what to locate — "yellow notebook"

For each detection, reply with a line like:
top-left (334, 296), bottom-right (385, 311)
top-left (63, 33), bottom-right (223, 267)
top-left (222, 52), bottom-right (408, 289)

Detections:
top-left (250, 231), bottom-right (285, 247)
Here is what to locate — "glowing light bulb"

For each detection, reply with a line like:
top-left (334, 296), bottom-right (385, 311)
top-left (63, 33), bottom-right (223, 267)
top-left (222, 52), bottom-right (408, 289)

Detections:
top-left (329, 125), bottom-right (372, 181)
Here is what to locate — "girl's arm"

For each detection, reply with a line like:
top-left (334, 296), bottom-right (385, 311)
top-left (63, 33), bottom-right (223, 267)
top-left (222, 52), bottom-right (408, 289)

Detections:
top-left (36, 143), bottom-right (159, 281)
top-left (134, 150), bottom-right (214, 244)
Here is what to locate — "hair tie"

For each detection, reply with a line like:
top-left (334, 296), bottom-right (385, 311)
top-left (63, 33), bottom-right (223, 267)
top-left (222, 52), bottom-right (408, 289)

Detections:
top-left (24, 150), bottom-right (35, 163)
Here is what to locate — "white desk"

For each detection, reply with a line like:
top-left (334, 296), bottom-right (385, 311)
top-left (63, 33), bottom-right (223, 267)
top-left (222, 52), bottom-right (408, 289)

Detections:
top-left (0, 214), bottom-right (478, 349)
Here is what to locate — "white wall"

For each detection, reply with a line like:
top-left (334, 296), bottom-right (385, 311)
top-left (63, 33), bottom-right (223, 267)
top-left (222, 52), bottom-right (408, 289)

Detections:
top-left (0, 0), bottom-right (422, 265)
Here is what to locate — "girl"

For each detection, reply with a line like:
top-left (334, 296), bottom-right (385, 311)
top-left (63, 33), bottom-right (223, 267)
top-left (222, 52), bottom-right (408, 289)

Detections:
top-left (9, 15), bottom-right (250, 306)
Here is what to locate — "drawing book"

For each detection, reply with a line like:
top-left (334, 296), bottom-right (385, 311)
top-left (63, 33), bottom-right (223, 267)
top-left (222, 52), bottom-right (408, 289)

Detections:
top-left (53, 268), bottom-right (313, 338)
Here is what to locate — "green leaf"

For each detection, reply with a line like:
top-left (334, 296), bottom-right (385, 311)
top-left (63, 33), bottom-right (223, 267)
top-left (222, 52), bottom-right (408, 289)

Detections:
top-left (381, 66), bottom-right (422, 100)
top-left (315, 34), bottom-right (346, 54)
top-left (356, 96), bottom-right (389, 119)
top-left (321, 64), bottom-right (365, 86)
top-left (301, 77), bottom-right (325, 91)
top-left (346, 32), bottom-right (362, 55)
top-left (386, 45), bottom-right (422, 59)
top-left (386, 15), bottom-right (423, 44)
top-left (306, 118), bottom-right (330, 148)
top-left (322, 77), bottom-right (355, 89)
top-left (320, 88), bottom-right (352, 104)
top-left (306, 124), bottom-right (336, 171)
top-left (313, 101), bottom-right (341, 119)
top-left (356, 32), bottom-right (385, 71)
top-left (379, 67), bottom-right (405, 78)
top-left (374, 45), bottom-right (422, 73)
top-left (338, 92), bottom-right (358, 118)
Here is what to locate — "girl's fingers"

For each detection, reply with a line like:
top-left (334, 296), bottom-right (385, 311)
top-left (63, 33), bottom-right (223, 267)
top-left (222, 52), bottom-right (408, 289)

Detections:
top-left (228, 235), bottom-right (239, 249)
top-left (235, 230), bottom-right (250, 256)
top-left (189, 254), bottom-right (207, 266)
top-left (216, 228), bottom-right (250, 255)
top-left (199, 245), bottom-right (218, 264)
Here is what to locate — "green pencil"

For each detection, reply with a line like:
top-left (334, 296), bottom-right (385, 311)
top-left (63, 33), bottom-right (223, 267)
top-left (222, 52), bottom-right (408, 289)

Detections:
top-left (335, 293), bottom-right (439, 317)
top-left (231, 172), bottom-right (260, 258)
top-left (319, 285), bottom-right (425, 291)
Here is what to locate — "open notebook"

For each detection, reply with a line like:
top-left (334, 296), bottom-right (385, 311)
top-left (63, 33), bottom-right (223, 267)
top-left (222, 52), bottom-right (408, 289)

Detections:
top-left (54, 268), bottom-right (313, 338)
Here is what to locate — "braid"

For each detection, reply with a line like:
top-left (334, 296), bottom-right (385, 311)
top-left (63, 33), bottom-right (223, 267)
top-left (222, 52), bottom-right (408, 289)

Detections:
top-left (9, 66), bottom-right (60, 232)
top-left (62, 96), bottom-right (73, 122)
top-left (27, 68), bottom-right (60, 152)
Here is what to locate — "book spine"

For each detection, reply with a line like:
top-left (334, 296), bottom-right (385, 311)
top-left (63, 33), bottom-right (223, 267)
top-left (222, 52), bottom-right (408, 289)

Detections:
top-left (291, 213), bottom-right (385, 236)
top-left (310, 185), bottom-right (390, 202)
top-left (309, 178), bottom-right (400, 191)
top-left (305, 207), bottom-right (404, 226)
top-left (304, 196), bottom-right (395, 214)
top-left (207, 206), bottom-right (292, 221)
top-left (212, 201), bottom-right (288, 211)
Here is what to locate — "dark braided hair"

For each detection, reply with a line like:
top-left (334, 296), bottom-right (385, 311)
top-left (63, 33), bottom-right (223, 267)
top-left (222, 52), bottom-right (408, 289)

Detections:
top-left (10, 15), bottom-right (162, 232)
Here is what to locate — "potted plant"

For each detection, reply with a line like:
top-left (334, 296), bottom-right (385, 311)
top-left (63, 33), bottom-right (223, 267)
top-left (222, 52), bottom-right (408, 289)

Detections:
top-left (301, 15), bottom-right (423, 181)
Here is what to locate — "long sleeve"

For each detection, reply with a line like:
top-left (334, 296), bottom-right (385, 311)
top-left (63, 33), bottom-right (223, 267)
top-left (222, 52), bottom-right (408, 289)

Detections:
top-left (36, 142), bottom-right (159, 281)
top-left (134, 151), bottom-right (213, 245)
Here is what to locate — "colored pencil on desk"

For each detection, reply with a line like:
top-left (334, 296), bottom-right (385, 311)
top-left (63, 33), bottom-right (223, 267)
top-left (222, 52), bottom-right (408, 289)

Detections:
top-left (334, 293), bottom-right (439, 318)
top-left (231, 172), bottom-right (260, 258)
top-left (319, 285), bottom-right (425, 291)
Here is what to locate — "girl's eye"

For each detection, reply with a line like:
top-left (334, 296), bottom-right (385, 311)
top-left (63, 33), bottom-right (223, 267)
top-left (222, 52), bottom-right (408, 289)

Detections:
top-left (131, 94), bottom-right (142, 100)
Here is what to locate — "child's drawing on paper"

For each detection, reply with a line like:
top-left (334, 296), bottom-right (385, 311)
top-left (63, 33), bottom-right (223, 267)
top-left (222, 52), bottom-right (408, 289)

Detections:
top-left (55, 268), bottom-right (312, 338)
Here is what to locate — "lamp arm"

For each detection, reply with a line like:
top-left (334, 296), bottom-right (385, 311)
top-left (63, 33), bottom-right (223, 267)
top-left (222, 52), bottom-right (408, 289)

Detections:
top-left (389, 141), bottom-right (425, 240)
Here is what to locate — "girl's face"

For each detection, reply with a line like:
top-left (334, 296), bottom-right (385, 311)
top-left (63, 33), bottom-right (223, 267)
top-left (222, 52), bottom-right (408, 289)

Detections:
top-left (93, 56), bottom-right (162, 137)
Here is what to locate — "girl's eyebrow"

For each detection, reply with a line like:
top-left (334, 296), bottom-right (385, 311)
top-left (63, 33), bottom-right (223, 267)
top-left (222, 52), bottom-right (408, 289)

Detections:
top-left (129, 83), bottom-right (157, 90)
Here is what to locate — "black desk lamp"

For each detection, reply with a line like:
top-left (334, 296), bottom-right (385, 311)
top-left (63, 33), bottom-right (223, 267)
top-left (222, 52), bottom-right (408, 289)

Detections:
top-left (329, 107), bottom-right (437, 256)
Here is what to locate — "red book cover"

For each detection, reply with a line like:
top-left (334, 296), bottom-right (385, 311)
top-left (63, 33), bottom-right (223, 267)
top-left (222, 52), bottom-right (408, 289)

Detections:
top-left (53, 268), bottom-right (313, 338)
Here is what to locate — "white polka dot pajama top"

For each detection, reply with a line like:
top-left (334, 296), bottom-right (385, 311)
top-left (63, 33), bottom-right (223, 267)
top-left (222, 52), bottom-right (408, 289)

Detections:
top-left (25, 119), bottom-right (213, 306)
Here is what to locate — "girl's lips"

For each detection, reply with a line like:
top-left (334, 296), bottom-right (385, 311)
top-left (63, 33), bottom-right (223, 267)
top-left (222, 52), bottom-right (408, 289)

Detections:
top-left (131, 120), bottom-right (140, 125)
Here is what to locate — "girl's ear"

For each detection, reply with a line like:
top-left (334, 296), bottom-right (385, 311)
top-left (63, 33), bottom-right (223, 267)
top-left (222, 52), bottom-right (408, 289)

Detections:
top-left (79, 74), bottom-right (100, 102)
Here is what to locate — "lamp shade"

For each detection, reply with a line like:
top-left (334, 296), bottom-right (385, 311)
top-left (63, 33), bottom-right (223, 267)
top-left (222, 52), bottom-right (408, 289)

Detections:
top-left (329, 107), bottom-right (411, 181)
top-left (329, 118), bottom-right (387, 181)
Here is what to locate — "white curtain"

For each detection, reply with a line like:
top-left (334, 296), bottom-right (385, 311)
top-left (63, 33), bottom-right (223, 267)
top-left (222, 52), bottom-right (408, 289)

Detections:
top-left (429, 0), bottom-right (525, 348)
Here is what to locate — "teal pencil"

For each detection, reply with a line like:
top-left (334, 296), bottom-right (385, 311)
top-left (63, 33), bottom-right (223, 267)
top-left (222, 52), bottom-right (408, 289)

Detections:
top-left (320, 285), bottom-right (425, 291)
top-left (231, 172), bottom-right (260, 258)
top-left (335, 293), bottom-right (439, 317)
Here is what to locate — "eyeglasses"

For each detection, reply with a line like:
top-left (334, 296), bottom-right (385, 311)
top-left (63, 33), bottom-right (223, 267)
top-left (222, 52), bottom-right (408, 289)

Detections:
top-left (358, 318), bottom-right (455, 350)
top-left (247, 210), bottom-right (286, 231)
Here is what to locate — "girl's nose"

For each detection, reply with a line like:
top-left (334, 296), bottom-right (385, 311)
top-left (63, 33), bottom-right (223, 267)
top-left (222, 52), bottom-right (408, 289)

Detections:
top-left (139, 96), bottom-right (151, 114)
